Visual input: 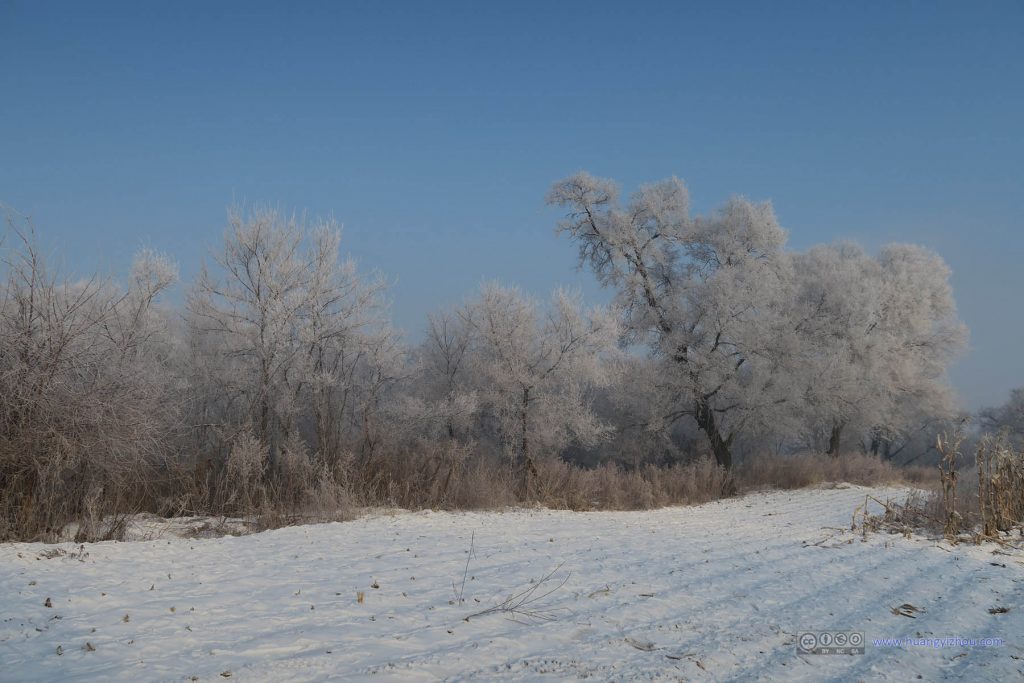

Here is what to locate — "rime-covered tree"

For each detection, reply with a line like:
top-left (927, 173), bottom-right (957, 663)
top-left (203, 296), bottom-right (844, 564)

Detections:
top-left (0, 211), bottom-right (178, 539)
top-left (980, 388), bottom-right (1024, 447)
top-left (186, 207), bottom-right (390, 467)
top-left (548, 173), bottom-right (793, 469)
top-left (786, 243), bottom-right (887, 454)
top-left (864, 244), bottom-right (966, 456)
top-left (793, 244), bottom-right (966, 458)
top-left (408, 309), bottom-right (478, 444)
top-left (460, 283), bottom-right (618, 493)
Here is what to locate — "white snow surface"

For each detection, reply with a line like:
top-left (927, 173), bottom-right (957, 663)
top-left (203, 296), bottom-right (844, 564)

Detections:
top-left (1, 485), bottom-right (1021, 682)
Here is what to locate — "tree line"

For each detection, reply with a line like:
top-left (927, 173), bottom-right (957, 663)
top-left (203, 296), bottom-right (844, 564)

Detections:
top-left (0, 174), bottom-right (976, 539)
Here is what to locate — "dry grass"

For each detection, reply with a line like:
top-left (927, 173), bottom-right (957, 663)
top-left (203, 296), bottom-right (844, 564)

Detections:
top-left (340, 449), bottom-right (918, 514)
top-left (1, 430), bottom-right (934, 542)
top-left (976, 435), bottom-right (1024, 536)
top-left (734, 452), bottom-right (927, 492)
top-left (856, 434), bottom-right (1024, 543)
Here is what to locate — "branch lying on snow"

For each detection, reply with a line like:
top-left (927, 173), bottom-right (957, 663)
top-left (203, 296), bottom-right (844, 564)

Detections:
top-left (464, 562), bottom-right (571, 623)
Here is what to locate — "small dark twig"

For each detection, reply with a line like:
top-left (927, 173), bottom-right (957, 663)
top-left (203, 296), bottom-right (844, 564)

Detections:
top-left (452, 531), bottom-right (475, 605)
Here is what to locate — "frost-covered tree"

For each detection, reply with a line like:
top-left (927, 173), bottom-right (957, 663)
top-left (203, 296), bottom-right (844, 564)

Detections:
top-left (864, 244), bottom-right (966, 456)
top-left (460, 283), bottom-right (619, 493)
top-left (0, 210), bottom-right (179, 539)
top-left (786, 243), bottom-right (887, 454)
top-left (548, 173), bottom-right (793, 469)
top-left (408, 309), bottom-right (478, 444)
top-left (579, 354), bottom-right (690, 468)
top-left (787, 242), bottom-right (965, 457)
top-left (301, 227), bottom-right (393, 464)
top-left (186, 207), bottom-right (390, 468)
top-left (550, 173), bottom-right (967, 467)
top-left (188, 207), bottom-right (310, 456)
top-left (349, 325), bottom-right (407, 459)
top-left (980, 389), bottom-right (1024, 447)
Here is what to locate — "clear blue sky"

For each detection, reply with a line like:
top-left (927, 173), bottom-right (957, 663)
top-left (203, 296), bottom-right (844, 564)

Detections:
top-left (2, 1), bottom-right (1021, 410)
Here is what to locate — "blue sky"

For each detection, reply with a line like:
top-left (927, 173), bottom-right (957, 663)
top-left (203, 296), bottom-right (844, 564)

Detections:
top-left (1, 1), bottom-right (1021, 409)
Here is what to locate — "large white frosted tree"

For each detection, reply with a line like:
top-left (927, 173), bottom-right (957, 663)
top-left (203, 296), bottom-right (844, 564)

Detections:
top-left (548, 173), bottom-right (794, 469)
top-left (864, 244), bottom-right (966, 456)
top-left (786, 243), bottom-right (888, 454)
top-left (549, 173), bottom-right (967, 466)
top-left (786, 242), bottom-right (966, 456)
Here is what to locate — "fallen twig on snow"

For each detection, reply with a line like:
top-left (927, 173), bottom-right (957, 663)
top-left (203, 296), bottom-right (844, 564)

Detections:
top-left (464, 562), bottom-right (570, 623)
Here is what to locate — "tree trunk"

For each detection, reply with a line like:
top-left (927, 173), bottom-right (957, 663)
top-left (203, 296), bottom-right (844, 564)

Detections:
top-left (869, 427), bottom-right (885, 457)
top-left (826, 421), bottom-right (844, 457)
top-left (518, 387), bottom-right (537, 497)
top-left (360, 406), bottom-right (377, 460)
top-left (694, 399), bottom-right (732, 470)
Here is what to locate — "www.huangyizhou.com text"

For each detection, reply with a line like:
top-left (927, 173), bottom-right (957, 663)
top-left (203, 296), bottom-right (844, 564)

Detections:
top-left (873, 637), bottom-right (1004, 649)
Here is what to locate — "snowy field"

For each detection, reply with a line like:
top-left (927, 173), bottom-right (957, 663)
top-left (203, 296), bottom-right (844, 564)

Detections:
top-left (1, 485), bottom-right (1021, 682)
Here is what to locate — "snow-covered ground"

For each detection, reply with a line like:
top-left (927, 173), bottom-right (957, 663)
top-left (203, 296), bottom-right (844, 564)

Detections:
top-left (1, 485), bottom-right (1021, 682)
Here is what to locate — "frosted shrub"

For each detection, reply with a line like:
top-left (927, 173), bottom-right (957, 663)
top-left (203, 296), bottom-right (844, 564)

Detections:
top-left (225, 431), bottom-right (268, 513)
top-left (278, 434), bottom-right (315, 507)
